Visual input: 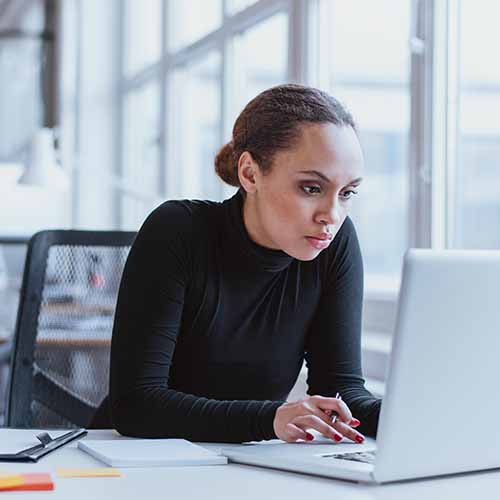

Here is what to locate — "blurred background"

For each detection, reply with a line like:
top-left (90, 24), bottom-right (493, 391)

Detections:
top-left (0, 0), bottom-right (499, 422)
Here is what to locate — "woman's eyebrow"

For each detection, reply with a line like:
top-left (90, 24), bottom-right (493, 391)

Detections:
top-left (297, 170), bottom-right (363, 186)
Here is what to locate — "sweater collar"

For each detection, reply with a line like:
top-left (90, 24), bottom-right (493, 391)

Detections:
top-left (223, 189), bottom-right (294, 273)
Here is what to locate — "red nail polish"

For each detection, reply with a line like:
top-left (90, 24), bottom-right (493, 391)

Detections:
top-left (306, 433), bottom-right (314, 441)
top-left (352, 418), bottom-right (361, 425)
top-left (333, 434), bottom-right (342, 442)
top-left (355, 435), bottom-right (364, 443)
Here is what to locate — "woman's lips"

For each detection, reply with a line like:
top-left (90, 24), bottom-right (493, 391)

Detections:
top-left (305, 236), bottom-right (331, 250)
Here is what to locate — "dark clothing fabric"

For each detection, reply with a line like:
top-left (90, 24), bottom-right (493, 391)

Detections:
top-left (109, 189), bottom-right (381, 443)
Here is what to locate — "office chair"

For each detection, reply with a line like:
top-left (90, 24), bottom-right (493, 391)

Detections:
top-left (5, 230), bottom-right (135, 428)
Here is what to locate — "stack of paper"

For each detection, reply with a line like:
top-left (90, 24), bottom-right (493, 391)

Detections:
top-left (78, 439), bottom-right (228, 467)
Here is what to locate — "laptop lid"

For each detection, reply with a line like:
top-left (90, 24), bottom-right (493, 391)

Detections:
top-left (374, 249), bottom-right (500, 483)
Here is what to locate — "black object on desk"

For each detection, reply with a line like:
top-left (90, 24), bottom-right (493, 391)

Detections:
top-left (0, 428), bottom-right (87, 462)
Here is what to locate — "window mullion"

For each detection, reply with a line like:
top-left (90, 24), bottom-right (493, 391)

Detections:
top-left (159, 0), bottom-right (168, 200)
top-left (287, 0), bottom-right (308, 84)
top-left (408, 0), bottom-right (432, 249)
top-left (429, 0), bottom-right (459, 249)
top-left (444, 0), bottom-right (460, 248)
top-left (217, 35), bottom-right (226, 201)
top-left (115, 0), bottom-right (125, 229)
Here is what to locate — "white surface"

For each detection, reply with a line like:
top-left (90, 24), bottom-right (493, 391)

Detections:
top-left (78, 438), bottom-right (227, 467)
top-left (0, 429), bottom-right (499, 499)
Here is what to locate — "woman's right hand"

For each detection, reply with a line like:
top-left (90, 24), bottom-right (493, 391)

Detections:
top-left (273, 395), bottom-right (364, 443)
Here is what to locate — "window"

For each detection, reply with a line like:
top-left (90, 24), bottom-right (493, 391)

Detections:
top-left (313, 0), bottom-right (411, 291)
top-left (70, 0), bottom-right (500, 384)
top-left (117, 0), bottom-right (289, 220)
top-left (0, 1), bottom-right (45, 162)
top-left (454, 0), bottom-right (500, 249)
top-left (167, 51), bottom-right (222, 200)
top-left (223, 11), bottom-right (288, 197)
top-left (124, 0), bottom-right (162, 78)
top-left (167, 0), bottom-right (222, 51)
top-left (121, 82), bottom-right (161, 229)
top-left (226, 0), bottom-right (258, 15)
top-left (229, 13), bottom-right (288, 120)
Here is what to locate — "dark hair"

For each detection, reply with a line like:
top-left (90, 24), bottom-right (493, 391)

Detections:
top-left (214, 84), bottom-right (356, 187)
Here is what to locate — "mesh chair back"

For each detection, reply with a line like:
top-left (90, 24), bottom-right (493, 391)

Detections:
top-left (6, 230), bottom-right (135, 428)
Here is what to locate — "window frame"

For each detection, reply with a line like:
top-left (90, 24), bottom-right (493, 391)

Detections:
top-left (79, 0), bottom-right (465, 381)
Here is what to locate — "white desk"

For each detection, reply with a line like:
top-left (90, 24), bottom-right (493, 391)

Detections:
top-left (1, 429), bottom-right (500, 499)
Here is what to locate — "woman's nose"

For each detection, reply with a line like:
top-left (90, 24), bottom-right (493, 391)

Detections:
top-left (320, 202), bottom-right (342, 226)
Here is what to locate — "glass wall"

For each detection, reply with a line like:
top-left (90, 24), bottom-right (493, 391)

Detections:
top-left (167, 0), bottom-right (222, 51)
top-left (167, 51), bottom-right (222, 200)
top-left (120, 0), bottom-right (289, 219)
top-left (454, 0), bottom-right (500, 249)
top-left (124, 0), bottom-right (162, 78)
top-left (315, 0), bottom-right (411, 287)
top-left (229, 12), bottom-right (288, 122)
top-left (121, 81), bottom-right (161, 229)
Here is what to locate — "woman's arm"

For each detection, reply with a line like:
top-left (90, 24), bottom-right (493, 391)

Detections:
top-left (304, 217), bottom-right (381, 437)
top-left (109, 202), bottom-right (282, 443)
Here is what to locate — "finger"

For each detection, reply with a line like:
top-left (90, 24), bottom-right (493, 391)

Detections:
top-left (326, 411), bottom-right (360, 429)
top-left (309, 395), bottom-right (353, 423)
top-left (333, 420), bottom-right (365, 444)
top-left (282, 422), bottom-right (310, 443)
top-left (292, 415), bottom-right (343, 442)
top-left (324, 409), bottom-right (360, 426)
top-left (297, 402), bottom-right (346, 430)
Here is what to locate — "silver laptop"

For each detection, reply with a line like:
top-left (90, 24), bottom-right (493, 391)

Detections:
top-left (222, 249), bottom-right (500, 483)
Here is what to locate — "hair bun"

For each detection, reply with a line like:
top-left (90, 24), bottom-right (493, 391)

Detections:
top-left (214, 142), bottom-right (239, 187)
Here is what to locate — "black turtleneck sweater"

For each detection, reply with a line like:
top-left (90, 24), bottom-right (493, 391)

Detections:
top-left (109, 190), bottom-right (381, 443)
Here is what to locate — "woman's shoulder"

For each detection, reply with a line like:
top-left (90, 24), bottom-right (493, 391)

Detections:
top-left (138, 198), bottom-right (222, 243)
top-left (152, 198), bottom-right (220, 221)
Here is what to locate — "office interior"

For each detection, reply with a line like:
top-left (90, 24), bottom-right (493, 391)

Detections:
top-left (0, 0), bottom-right (498, 427)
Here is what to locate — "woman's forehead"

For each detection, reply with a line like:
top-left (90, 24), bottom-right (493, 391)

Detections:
top-left (272, 124), bottom-right (364, 181)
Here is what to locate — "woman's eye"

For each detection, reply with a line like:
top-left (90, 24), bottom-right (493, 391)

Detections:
top-left (341, 190), bottom-right (358, 200)
top-left (302, 185), bottom-right (322, 195)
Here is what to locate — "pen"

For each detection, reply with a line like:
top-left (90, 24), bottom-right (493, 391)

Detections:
top-left (330, 392), bottom-right (341, 425)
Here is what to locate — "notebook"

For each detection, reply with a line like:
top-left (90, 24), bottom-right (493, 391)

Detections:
top-left (78, 439), bottom-right (228, 467)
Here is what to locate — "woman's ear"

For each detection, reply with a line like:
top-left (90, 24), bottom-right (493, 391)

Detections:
top-left (238, 151), bottom-right (259, 194)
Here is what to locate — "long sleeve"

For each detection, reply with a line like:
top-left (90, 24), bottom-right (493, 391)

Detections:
top-left (304, 217), bottom-right (381, 437)
top-left (109, 202), bottom-right (282, 443)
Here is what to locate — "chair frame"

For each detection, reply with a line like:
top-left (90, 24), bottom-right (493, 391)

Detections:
top-left (6, 230), bottom-right (135, 428)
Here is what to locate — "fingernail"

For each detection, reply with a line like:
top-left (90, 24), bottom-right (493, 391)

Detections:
top-left (306, 433), bottom-right (314, 441)
top-left (355, 435), bottom-right (365, 443)
top-left (351, 418), bottom-right (361, 426)
top-left (333, 434), bottom-right (342, 442)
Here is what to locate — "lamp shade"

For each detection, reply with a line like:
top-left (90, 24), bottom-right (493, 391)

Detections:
top-left (18, 128), bottom-right (69, 190)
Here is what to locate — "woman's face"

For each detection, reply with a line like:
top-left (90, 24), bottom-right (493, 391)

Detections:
top-left (241, 123), bottom-right (364, 261)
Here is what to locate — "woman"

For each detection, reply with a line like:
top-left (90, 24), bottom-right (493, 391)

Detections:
top-left (108, 84), bottom-right (381, 444)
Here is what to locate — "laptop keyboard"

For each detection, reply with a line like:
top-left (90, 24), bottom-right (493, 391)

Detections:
top-left (321, 450), bottom-right (377, 465)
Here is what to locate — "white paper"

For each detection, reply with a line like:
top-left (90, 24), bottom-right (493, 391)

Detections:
top-left (0, 429), bottom-right (71, 454)
top-left (78, 439), bottom-right (228, 467)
